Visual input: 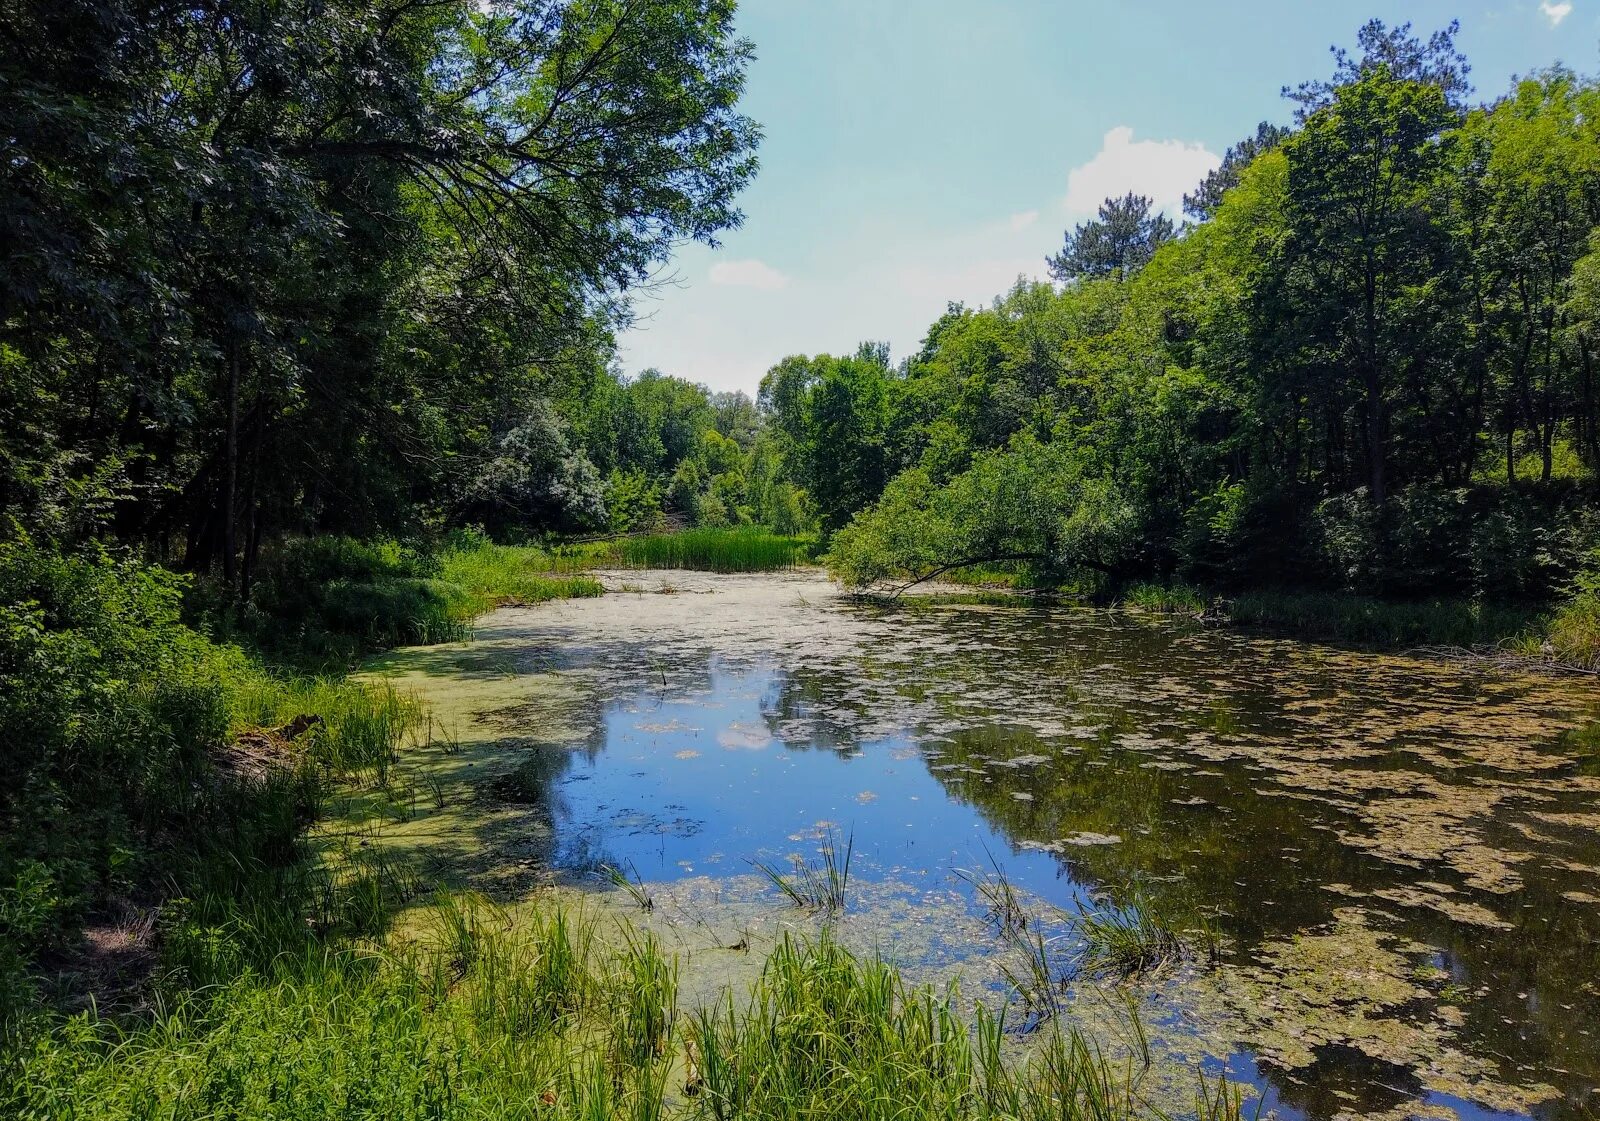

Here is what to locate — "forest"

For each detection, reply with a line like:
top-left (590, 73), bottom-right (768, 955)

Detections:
top-left (6, 4), bottom-right (1600, 1119)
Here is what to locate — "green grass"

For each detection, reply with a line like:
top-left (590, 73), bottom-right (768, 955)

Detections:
top-left (435, 541), bottom-right (604, 612)
top-left (685, 931), bottom-right (1246, 1120)
top-left (13, 909), bottom-right (1257, 1121)
top-left (1121, 583), bottom-right (1208, 616)
top-left (1073, 893), bottom-right (1210, 980)
top-left (751, 832), bottom-right (852, 914)
top-left (1541, 590), bottom-right (1600, 669)
top-left (214, 534), bottom-right (603, 670)
top-left (554, 528), bottom-right (814, 574)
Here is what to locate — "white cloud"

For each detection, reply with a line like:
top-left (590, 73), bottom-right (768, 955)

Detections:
top-left (1540, 1), bottom-right (1573, 26)
top-left (707, 258), bottom-right (789, 290)
top-left (1062, 126), bottom-right (1220, 220)
top-left (621, 130), bottom-right (1229, 394)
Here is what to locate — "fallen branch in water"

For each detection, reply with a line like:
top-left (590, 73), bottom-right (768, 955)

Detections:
top-left (1406, 642), bottom-right (1600, 676)
top-left (885, 553), bottom-right (1049, 598)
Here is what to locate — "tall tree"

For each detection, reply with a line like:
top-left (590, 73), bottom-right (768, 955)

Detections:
top-left (1275, 64), bottom-right (1458, 503)
top-left (1047, 194), bottom-right (1174, 281)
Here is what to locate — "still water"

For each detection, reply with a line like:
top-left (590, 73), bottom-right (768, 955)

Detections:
top-left (372, 570), bottom-right (1600, 1121)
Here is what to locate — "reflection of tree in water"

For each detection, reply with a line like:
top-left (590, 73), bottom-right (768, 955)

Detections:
top-left (1266, 1044), bottom-right (1423, 1121)
top-left (758, 666), bottom-right (869, 755)
top-left (922, 722), bottom-right (1600, 1119)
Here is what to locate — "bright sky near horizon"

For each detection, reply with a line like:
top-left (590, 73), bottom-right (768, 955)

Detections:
top-left (615, 0), bottom-right (1594, 397)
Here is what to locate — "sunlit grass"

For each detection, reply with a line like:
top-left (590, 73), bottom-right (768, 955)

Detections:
top-left (549, 528), bottom-right (814, 574)
top-left (436, 540), bottom-right (604, 611)
top-left (1122, 582), bottom-right (1208, 616)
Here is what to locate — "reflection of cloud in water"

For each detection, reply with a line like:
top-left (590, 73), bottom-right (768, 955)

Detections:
top-left (372, 570), bottom-right (1600, 1121)
top-left (715, 721), bottom-right (772, 750)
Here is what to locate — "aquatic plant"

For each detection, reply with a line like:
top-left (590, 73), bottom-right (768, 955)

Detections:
top-left (590, 528), bottom-right (814, 573)
top-left (751, 831), bottom-right (852, 914)
top-left (599, 861), bottom-right (656, 912)
top-left (1543, 587), bottom-right (1600, 670)
top-left (612, 928), bottom-right (679, 1068)
top-left (1122, 582), bottom-right (1208, 616)
top-left (1073, 894), bottom-right (1189, 980)
top-left (684, 932), bottom-right (1203, 1121)
top-left (998, 925), bottom-right (1070, 1026)
top-left (955, 855), bottom-right (1030, 937)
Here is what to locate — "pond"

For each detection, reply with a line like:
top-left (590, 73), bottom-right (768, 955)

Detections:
top-left (365, 570), bottom-right (1600, 1121)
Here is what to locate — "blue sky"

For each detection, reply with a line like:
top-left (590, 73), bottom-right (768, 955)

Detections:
top-left (615, 0), bottom-right (1594, 396)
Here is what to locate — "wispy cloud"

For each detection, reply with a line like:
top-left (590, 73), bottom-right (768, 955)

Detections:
top-left (1062, 126), bottom-right (1220, 220)
top-left (1007, 209), bottom-right (1040, 232)
top-left (1541, 0), bottom-right (1573, 26)
top-left (707, 258), bottom-right (790, 291)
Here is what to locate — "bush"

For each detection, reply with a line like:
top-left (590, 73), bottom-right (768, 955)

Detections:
top-left (1306, 482), bottom-right (1600, 600)
top-left (0, 541), bottom-right (238, 981)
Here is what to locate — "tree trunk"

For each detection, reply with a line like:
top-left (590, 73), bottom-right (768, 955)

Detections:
top-left (222, 343), bottom-right (240, 586)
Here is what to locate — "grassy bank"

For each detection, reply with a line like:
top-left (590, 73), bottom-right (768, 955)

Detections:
top-left (212, 534), bottom-right (604, 669)
top-left (12, 894), bottom-right (1248, 1121)
top-left (0, 529), bottom-right (608, 1031)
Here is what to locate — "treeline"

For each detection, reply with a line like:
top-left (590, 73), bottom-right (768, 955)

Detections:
top-left (1, 0), bottom-right (770, 587)
top-left (771, 23), bottom-right (1600, 607)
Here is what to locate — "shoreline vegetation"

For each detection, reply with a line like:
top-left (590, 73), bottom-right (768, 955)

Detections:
top-left (3, 533), bottom-right (1257, 1121)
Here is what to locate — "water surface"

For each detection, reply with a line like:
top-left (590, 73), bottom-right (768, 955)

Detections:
top-left (369, 570), bottom-right (1600, 1121)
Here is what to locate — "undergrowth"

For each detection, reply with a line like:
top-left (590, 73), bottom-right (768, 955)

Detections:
top-left (207, 532), bottom-right (602, 670)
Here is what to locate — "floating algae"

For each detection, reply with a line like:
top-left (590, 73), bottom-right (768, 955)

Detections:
top-left (350, 569), bottom-right (1600, 1121)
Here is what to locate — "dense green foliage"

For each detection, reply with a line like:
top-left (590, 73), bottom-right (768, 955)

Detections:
top-left (1, 0), bottom-right (763, 577)
top-left (207, 533), bottom-right (603, 668)
top-left (796, 24), bottom-right (1600, 627)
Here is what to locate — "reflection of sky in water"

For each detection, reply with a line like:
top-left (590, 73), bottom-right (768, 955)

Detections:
top-left (427, 577), bottom-right (1600, 1121)
top-left (550, 661), bottom-right (1093, 913)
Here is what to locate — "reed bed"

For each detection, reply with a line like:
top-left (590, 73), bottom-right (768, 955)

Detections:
top-left (562, 528), bottom-right (814, 573)
top-left (1121, 583), bottom-right (1209, 616)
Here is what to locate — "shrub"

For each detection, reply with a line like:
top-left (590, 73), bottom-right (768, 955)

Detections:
top-left (0, 541), bottom-right (237, 980)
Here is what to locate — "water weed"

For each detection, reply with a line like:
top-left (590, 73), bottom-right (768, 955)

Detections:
top-left (956, 854), bottom-right (1029, 937)
top-left (599, 863), bottom-right (655, 913)
top-left (750, 831), bottom-right (852, 914)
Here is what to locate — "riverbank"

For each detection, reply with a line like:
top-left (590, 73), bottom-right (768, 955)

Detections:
top-left (13, 544), bottom-right (1600, 1121)
top-left (908, 564), bottom-right (1597, 671)
top-left (6, 548), bottom-right (1254, 1121)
